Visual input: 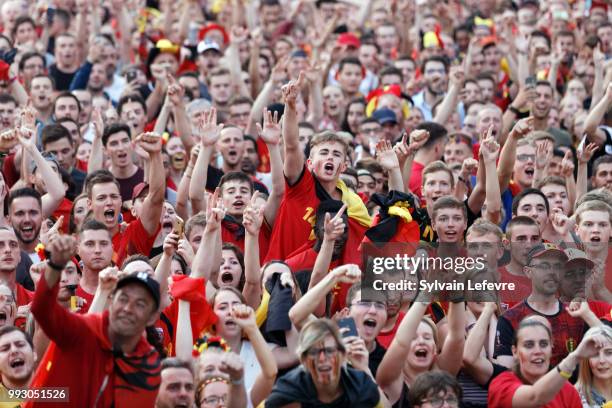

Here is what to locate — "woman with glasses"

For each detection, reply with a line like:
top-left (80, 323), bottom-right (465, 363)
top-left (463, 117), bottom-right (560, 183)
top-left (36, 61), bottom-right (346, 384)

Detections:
top-left (196, 376), bottom-right (231, 408)
top-left (262, 318), bottom-right (387, 407)
top-left (576, 325), bottom-right (612, 407)
top-left (488, 317), bottom-right (607, 407)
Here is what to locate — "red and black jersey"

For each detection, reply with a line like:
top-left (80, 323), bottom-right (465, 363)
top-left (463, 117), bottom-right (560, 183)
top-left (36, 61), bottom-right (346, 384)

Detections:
top-left (221, 216), bottom-right (272, 261)
top-left (494, 300), bottom-right (585, 367)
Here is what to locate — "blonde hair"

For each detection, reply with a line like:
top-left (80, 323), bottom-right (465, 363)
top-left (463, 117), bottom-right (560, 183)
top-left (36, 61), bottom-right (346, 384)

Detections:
top-left (296, 319), bottom-right (346, 362)
top-left (575, 200), bottom-right (612, 225)
top-left (309, 131), bottom-right (349, 157)
top-left (576, 325), bottom-right (612, 405)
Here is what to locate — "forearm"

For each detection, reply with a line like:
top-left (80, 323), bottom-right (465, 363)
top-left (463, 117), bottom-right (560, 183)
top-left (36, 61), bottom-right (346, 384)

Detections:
top-left (191, 228), bottom-right (219, 280)
top-left (377, 302), bottom-right (428, 386)
top-left (497, 135), bottom-right (517, 192)
top-left (175, 166), bottom-right (193, 221)
top-left (547, 62), bottom-right (559, 89)
top-left (9, 80), bottom-right (28, 106)
top-left (243, 232), bottom-right (262, 309)
top-left (306, 80), bottom-right (324, 125)
top-left (88, 135), bottom-right (104, 173)
top-left (173, 105), bottom-right (195, 152)
top-left (402, 153), bottom-right (416, 193)
top-left (532, 165), bottom-right (546, 187)
top-left (591, 65), bottom-right (605, 107)
top-left (484, 160), bottom-right (502, 215)
top-left (75, 12), bottom-right (88, 64)
top-left (146, 83), bottom-right (165, 121)
top-left (309, 239), bottom-right (334, 317)
top-left (88, 287), bottom-right (111, 314)
top-left (116, 5), bottom-right (133, 65)
top-left (153, 103), bottom-right (171, 135)
top-left (432, 85), bottom-right (459, 125)
top-left (189, 147), bottom-right (212, 212)
top-left (566, 174), bottom-right (576, 212)
top-left (282, 103), bottom-right (304, 181)
top-left (263, 143), bottom-right (284, 224)
top-left (437, 302), bottom-right (466, 375)
top-left (289, 273), bottom-right (336, 328)
top-left (464, 308), bottom-right (495, 364)
top-left (387, 167), bottom-right (405, 193)
top-left (575, 163), bottom-right (587, 210)
top-left (246, 80), bottom-right (275, 137)
top-left (175, 300), bottom-right (193, 360)
top-left (248, 44), bottom-right (262, 99)
top-left (246, 328), bottom-right (278, 379)
top-left (155, 253), bottom-right (172, 303)
top-left (226, 44), bottom-right (250, 98)
top-left (584, 97), bottom-right (608, 138)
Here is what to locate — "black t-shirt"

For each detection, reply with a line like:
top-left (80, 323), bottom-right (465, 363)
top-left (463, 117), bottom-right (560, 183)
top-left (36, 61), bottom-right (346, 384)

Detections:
top-left (68, 167), bottom-right (86, 200)
top-left (48, 64), bottom-right (77, 91)
top-left (117, 167), bottom-right (145, 202)
top-left (368, 340), bottom-right (386, 378)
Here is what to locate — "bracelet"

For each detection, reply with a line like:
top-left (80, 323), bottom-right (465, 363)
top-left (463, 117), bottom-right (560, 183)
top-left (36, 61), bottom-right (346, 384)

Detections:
top-left (508, 106), bottom-right (522, 116)
top-left (230, 377), bottom-right (244, 385)
top-left (47, 259), bottom-right (67, 271)
top-left (458, 176), bottom-right (470, 186)
top-left (556, 365), bottom-right (572, 380)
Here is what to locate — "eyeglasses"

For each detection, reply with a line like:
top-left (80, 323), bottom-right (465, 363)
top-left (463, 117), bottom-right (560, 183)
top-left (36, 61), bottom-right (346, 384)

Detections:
top-left (307, 346), bottom-right (338, 358)
top-left (352, 300), bottom-right (386, 310)
top-left (516, 154), bottom-right (536, 162)
top-left (420, 395), bottom-right (459, 408)
top-left (201, 395), bottom-right (227, 405)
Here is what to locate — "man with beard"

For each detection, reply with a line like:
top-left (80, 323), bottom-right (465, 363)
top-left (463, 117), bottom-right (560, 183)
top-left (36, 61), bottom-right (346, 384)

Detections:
top-left (26, 234), bottom-right (162, 407)
top-left (264, 74), bottom-right (371, 262)
top-left (411, 56), bottom-right (449, 121)
top-left (84, 132), bottom-right (164, 266)
top-left (494, 243), bottom-right (585, 369)
top-left (241, 135), bottom-right (272, 191)
top-left (155, 358), bottom-right (195, 408)
top-left (529, 81), bottom-right (572, 146)
top-left (52, 92), bottom-right (80, 123)
top-left (74, 220), bottom-right (113, 313)
top-left (289, 264), bottom-right (388, 377)
top-left (0, 228), bottom-right (33, 310)
top-left (0, 326), bottom-right (37, 405)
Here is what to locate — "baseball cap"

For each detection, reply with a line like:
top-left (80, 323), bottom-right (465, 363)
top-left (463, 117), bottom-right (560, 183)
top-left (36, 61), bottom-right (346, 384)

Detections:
top-left (337, 33), bottom-right (361, 49)
top-left (132, 182), bottom-right (149, 202)
top-left (564, 248), bottom-right (595, 269)
top-left (526, 243), bottom-right (568, 265)
top-left (115, 271), bottom-right (161, 309)
top-left (197, 40), bottom-right (222, 55)
top-left (372, 108), bottom-right (398, 125)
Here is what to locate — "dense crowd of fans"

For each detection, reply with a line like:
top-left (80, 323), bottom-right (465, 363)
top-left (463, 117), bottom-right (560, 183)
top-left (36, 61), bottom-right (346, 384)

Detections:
top-left (0, 0), bottom-right (611, 407)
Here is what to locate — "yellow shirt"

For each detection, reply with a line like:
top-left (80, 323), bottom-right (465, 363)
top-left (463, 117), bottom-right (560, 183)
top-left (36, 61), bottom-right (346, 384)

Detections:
top-left (0, 384), bottom-right (22, 408)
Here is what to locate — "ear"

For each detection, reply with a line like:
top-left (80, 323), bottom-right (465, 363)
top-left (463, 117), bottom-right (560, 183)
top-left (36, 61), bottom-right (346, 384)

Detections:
top-left (147, 309), bottom-right (161, 327)
top-left (87, 198), bottom-right (92, 209)
top-left (130, 206), bottom-right (137, 218)
top-left (339, 160), bottom-right (347, 174)
top-left (306, 157), bottom-right (314, 171)
top-left (511, 344), bottom-right (517, 359)
top-left (523, 265), bottom-right (532, 279)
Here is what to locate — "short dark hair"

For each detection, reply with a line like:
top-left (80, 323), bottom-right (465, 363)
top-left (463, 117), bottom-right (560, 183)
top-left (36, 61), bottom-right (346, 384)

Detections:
top-left (432, 196), bottom-right (467, 220)
top-left (18, 51), bottom-right (45, 72)
top-left (161, 357), bottom-right (194, 376)
top-left (243, 135), bottom-right (258, 152)
top-left (512, 188), bottom-right (550, 216)
top-left (79, 218), bottom-right (110, 236)
top-left (593, 155), bottom-right (612, 176)
top-left (506, 216), bottom-right (540, 239)
top-left (338, 57), bottom-right (362, 73)
top-left (408, 371), bottom-right (462, 407)
top-left (531, 30), bottom-right (551, 50)
top-left (11, 16), bottom-right (35, 38)
top-left (41, 124), bottom-right (73, 148)
top-left (8, 188), bottom-right (42, 211)
top-left (379, 66), bottom-right (403, 82)
top-left (117, 93), bottom-right (147, 117)
top-left (53, 92), bottom-right (81, 113)
top-left (219, 172), bottom-right (254, 195)
top-left (415, 122), bottom-right (448, 150)
top-left (85, 170), bottom-right (120, 199)
top-left (0, 94), bottom-right (17, 106)
top-left (421, 55), bottom-right (449, 74)
top-left (102, 122), bottom-right (132, 147)
top-left (0, 326), bottom-right (33, 350)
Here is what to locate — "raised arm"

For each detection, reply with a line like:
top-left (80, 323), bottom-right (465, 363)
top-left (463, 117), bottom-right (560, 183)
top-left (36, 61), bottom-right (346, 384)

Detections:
top-left (498, 117), bottom-right (533, 193)
top-left (455, 158), bottom-right (478, 202)
top-left (309, 205), bottom-right (347, 317)
top-left (481, 128), bottom-right (502, 223)
top-left (575, 143), bottom-right (599, 207)
top-left (18, 128), bottom-right (65, 218)
top-left (242, 193), bottom-right (265, 309)
top-left (135, 133), bottom-right (165, 235)
top-left (257, 110), bottom-right (285, 224)
top-left (584, 82), bottom-right (612, 146)
top-left (87, 109), bottom-right (105, 173)
top-left (176, 145), bottom-right (200, 221)
top-left (168, 79), bottom-right (195, 153)
top-left (288, 264), bottom-right (360, 329)
top-left (244, 57), bottom-right (287, 137)
top-left (88, 266), bottom-right (119, 314)
top-left (232, 305), bottom-right (278, 407)
top-left (282, 72), bottom-right (307, 185)
top-left (510, 332), bottom-right (604, 407)
top-left (436, 301), bottom-right (466, 375)
top-left (463, 302), bottom-right (497, 385)
top-left (155, 233), bottom-right (180, 311)
top-left (189, 108), bottom-right (223, 214)
top-left (376, 140), bottom-right (404, 192)
top-left (225, 27), bottom-right (251, 98)
top-left (399, 130), bottom-right (429, 193)
top-left (376, 302), bottom-right (429, 403)
top-left (433, 66), bottom-right (463, 125)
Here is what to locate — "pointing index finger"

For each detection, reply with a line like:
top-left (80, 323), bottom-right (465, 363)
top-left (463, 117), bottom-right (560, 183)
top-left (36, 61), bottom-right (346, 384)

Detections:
top-left (333, 203), bottom-right (348, 220)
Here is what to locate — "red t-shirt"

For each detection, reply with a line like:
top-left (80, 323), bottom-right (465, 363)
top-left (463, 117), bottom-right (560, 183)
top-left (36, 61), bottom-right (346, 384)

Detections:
top-left (221, 221), bottom-right (272, 262)
top-left (75, 285), bottom-right (95, 314)
top-left (488, 371), bottom-right (581, 408)
top-left (27, 276), bottom-right (161, 408)
top-left (112, 218), bottom-right (160, 267)
top-left (15, 283), bottom-right (33, 307)
top-left (52, 198), bottom-right (73, 234)
top-left (498, 266), bottom-right (532, 311)
top-left (265, 168), bottom-right (322, 262)
top-left (408, 161), bottom-right (425, 200)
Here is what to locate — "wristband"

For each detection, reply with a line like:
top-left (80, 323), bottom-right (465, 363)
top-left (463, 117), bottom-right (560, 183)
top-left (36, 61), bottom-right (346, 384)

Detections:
top-left (508, 106), bottom-right (522, 116)
top-left (47, 259), bottom-right (67, 271)
top-left (231, 377), bottom-right (244, 385)
top-left (458, 176), bottom-right (470, 186)
top-left (556, 365), bottom-right (572, 380)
